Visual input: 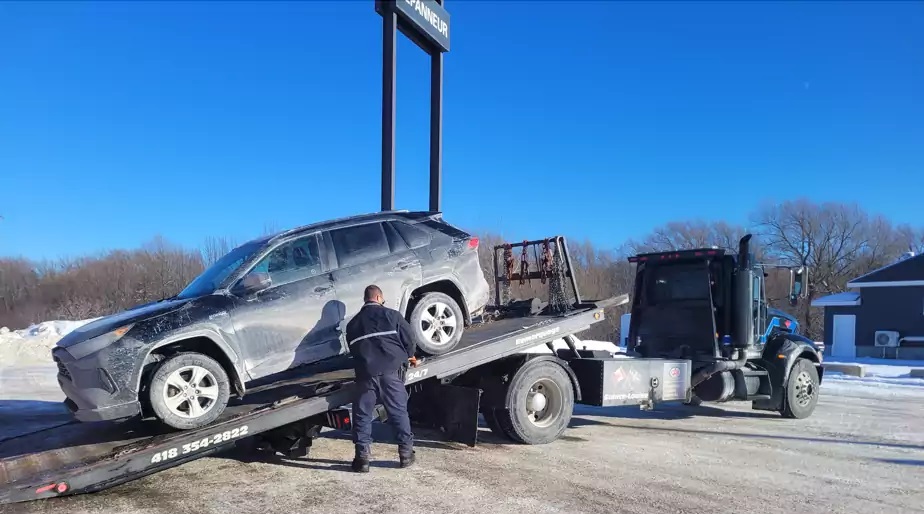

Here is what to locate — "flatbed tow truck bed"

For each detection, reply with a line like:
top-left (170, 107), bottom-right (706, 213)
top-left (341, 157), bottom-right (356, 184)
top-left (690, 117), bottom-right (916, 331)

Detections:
top-left (0, 298), bottom-right (624, 505)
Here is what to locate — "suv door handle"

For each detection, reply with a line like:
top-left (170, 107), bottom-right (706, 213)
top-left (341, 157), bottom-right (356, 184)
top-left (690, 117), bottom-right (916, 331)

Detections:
top-left (314, 285), bottom-right (333, 293)
top-left (393, 261), bottom-right (411, 271)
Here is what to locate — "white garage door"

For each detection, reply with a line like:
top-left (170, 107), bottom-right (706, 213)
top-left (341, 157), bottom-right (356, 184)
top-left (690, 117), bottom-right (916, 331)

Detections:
top-left (832, 315), bottom-right (857, 358)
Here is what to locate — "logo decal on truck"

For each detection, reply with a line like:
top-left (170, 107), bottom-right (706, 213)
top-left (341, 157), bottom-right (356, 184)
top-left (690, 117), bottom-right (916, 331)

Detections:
top-left (515, 327), bottom-right (560, 346)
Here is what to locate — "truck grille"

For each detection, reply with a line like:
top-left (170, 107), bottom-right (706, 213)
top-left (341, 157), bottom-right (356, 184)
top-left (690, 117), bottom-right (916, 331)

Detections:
top-left (54, 356), bottom-right (71, 380)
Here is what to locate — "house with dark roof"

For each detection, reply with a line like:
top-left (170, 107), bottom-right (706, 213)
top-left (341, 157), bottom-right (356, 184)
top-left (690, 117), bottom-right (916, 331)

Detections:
top-left (812, 252), bottom-right (924, 360)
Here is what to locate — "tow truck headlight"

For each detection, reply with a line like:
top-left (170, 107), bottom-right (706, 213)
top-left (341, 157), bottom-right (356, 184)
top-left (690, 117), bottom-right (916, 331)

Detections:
top-left (67, 324), bottom-right (135, 360)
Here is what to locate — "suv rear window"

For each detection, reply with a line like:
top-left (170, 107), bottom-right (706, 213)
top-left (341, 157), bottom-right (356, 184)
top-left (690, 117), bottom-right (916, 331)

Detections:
top-left (330, 223), bottom-right (390, 268)
top-left (391, 221), bottom-right (431, 248)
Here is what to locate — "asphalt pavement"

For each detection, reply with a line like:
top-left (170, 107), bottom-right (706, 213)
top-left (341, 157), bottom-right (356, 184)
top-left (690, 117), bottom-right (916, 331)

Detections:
top-left (3, 392), bottom-right (922, 514)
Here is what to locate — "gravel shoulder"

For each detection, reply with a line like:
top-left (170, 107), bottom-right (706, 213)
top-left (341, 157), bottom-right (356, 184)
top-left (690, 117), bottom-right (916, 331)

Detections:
top-left (3, 391), bottom-right (923, 514)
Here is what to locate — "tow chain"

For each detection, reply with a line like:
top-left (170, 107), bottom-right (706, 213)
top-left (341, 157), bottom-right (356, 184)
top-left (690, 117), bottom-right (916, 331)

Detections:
top-left (547, 241), bottom-right (570, 314)
top-left (501, 244), bottom-right (514, 305)
top-left (539, 239), bottom-right (553, 284)
top-left (519, 241), bottom-right (530, 285)
top-left (498, 239), bottom-right (571, 313)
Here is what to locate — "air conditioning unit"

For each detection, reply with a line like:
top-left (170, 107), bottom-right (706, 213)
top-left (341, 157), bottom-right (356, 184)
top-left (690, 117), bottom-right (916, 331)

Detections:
top-left (874, 330), bottom-right (900, 348)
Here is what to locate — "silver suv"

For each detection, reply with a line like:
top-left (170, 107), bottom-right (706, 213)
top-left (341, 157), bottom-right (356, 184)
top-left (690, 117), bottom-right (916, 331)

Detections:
top-left (52, 211), bottom-right (490, 429)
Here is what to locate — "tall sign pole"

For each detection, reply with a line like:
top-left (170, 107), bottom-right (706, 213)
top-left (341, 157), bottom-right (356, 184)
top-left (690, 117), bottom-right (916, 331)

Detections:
top-left (375, 0), bottom-right (451, 212)
top-left (381, 2), bottom-right (398, 213)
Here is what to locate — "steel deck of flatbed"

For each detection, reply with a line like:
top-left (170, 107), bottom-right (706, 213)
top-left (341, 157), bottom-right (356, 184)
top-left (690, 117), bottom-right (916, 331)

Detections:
top-left (0, 298), bottom-right (618, 504)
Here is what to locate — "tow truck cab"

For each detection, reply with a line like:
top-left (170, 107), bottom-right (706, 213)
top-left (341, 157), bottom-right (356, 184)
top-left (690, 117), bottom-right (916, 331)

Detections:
top-left (626, 235), bottom-right (823, 417)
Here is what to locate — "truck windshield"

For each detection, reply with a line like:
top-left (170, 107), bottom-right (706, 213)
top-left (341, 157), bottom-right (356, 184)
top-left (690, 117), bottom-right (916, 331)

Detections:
top-left (176, 241), bottom-right (264, 299)
top-left (646, 263), bottom-right (711, 304)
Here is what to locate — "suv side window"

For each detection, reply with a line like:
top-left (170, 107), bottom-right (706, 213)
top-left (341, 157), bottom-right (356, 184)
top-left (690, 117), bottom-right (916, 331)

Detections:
top-left (244, 233), bottom-right (324, 287)
top-left (391, 221), bottom-right (430, 249)
top-left (330, 223), bottom-right (390, 268)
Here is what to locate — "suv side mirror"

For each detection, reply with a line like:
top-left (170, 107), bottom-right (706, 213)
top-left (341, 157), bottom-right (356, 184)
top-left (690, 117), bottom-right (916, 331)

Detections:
top-left (232, 272), bottom-right (272, 296)
top-left (789, 267), bottom-right (807, 305)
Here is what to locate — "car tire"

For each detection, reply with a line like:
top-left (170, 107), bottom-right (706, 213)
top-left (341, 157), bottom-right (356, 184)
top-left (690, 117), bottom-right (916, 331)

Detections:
top-left (495, 359), bottom-right (575, 445)
top-left (409, 292), bottom-right (464, 356)
top-left (780, 358), bottom-right (819, 419)
top-left (147, 352), bottom-right (231, 430)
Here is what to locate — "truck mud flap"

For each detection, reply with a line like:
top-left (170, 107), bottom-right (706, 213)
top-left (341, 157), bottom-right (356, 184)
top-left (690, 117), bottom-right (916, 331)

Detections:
top-left (407, 383), bottom-right (482, 447)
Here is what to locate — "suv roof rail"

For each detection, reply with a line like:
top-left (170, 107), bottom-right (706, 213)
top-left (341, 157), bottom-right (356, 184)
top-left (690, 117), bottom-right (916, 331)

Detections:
top-left (270, 210), bottom-right (439, 240)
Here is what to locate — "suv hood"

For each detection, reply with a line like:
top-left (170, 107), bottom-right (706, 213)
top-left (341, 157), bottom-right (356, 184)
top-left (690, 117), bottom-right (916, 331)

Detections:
top-left (57, 297), bottom-right (193, 349)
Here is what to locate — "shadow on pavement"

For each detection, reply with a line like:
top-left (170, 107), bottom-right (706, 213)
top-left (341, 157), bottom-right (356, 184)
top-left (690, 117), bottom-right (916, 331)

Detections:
top-left (570, 420), bottom-right (924, 451)
top-left (0, 399), bottom-right (75, 442)
top-left (216, 422), bottom-right (461, 473)
top-left (875, 458), bottom-right (924, 466)
top-left (571, 403), bottom-right (781, 422)
top-left (321, 423), bottom-right (464, 452)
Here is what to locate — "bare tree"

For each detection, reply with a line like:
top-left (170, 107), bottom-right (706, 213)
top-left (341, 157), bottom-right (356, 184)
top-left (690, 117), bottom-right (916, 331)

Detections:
top-left (262, 222), bottom-right (280, 236)
top-left (202, 236), bottom-right (237, 266)
top-left (752, 199), bottom-right (909, 339)
top-left (627, 220), bottom-right (748, 254)
top-left (894, 224), bottom-right (924, 255)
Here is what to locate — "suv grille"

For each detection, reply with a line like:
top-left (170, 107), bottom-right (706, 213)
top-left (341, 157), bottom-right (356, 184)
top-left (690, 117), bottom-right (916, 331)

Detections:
top-left (54, 356), bottom-right (71, 380)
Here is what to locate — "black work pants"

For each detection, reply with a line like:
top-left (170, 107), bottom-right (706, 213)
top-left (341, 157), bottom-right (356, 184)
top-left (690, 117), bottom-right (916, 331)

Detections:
top-left (351, 367), bottom-right (414, 458)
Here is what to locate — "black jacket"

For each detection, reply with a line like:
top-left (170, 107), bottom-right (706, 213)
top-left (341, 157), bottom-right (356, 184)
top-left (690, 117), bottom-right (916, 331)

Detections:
top-left (345, 302), bottom-right (417, 378)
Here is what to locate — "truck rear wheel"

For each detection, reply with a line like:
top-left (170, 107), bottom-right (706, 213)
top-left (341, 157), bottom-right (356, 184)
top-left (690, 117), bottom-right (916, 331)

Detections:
top-left (495, 359), bottom-right (574, 444)
top-left (780, 358), bottom-right (819, 419)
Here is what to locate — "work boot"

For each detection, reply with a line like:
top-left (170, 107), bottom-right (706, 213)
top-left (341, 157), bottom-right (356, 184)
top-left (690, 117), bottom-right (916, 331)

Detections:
top-left (399, 450), bottom-right (416, 469)
top-left (351, 456), bottom-right (370, 473)
top-left (352, 446), bottom-right (370, 473)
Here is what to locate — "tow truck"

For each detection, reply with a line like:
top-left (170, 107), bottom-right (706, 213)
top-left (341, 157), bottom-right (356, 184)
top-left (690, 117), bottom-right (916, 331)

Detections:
top-left (626, 234), bottom-right (824, 417)
top-left (0, 236), bottom-right (692, 505)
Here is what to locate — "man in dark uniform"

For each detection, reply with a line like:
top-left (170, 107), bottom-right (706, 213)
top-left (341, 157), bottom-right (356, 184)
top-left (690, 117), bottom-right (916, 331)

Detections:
top-left (345, 284), bottom-right (418, 472)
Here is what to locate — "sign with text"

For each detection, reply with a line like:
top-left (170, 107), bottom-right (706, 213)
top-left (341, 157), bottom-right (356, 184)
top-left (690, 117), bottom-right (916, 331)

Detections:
top-left (377, 0), bottom-right (450, 52)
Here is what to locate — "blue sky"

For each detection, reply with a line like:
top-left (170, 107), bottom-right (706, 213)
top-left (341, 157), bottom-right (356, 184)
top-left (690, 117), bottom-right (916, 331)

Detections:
top-left (1, 1), bottom-right (921, 260)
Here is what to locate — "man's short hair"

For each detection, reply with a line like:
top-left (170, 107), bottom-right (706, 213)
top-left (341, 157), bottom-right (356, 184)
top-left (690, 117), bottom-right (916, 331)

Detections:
top-left (364, 285), bottom-right (383, 302)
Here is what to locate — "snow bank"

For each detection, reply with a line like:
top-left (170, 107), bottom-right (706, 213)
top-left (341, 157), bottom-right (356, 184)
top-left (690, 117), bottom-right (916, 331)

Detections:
top-left (824, 356), bottom-right (924, 379)
top-left (0, 318), bottom-right (97, 366)
top-left (821, 356), bottom-right (924, 400)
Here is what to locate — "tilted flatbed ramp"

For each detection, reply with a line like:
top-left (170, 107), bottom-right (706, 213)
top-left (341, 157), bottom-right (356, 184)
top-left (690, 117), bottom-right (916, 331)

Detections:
top-left (0, 298), bottom-right (617, 505)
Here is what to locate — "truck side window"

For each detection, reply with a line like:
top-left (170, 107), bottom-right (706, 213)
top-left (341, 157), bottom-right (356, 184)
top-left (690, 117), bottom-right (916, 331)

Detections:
top-left (330, 223), bottom-right (390, 268)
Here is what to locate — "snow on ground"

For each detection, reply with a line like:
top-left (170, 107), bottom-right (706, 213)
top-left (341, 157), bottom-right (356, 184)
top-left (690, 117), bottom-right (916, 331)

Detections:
top-left (820, 356), bottom-right (924, 400)
top-left (0, 319), bottom-right (99, 439)
top-left (0, 318), bottom-right (97, 366)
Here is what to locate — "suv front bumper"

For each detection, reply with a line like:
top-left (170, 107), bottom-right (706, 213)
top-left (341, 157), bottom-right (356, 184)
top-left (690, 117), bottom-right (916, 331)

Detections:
top-left (53, 348), bottom-right (143, 422)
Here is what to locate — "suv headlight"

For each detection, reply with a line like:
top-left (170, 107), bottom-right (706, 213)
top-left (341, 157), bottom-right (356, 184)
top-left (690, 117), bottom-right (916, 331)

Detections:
top-left (68, 324), bottom-right (135, 360)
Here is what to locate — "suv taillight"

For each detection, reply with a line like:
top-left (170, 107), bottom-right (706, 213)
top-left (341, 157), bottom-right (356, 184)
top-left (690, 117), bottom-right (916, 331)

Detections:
top-left (468, 237), bottom-right (479, 250)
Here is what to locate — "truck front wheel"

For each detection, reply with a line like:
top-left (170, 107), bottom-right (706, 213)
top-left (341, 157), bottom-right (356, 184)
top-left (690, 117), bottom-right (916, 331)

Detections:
top-left (780, 358), bottom-right (819, 419)
top-left (496, 359), bottom-right (575, 444)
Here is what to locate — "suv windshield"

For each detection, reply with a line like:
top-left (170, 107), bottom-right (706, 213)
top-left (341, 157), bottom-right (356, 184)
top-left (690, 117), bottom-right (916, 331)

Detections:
top-left (177, 241), bottom-right (264, 299)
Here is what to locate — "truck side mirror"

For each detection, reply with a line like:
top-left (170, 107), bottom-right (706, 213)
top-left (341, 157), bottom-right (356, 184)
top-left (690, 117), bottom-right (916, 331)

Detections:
top-left (789, 267), bottom-right (807, 305)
